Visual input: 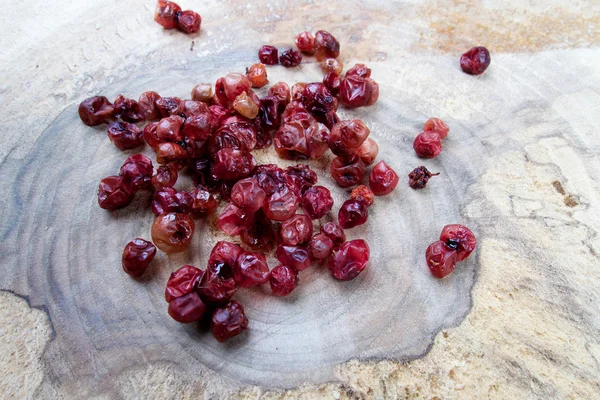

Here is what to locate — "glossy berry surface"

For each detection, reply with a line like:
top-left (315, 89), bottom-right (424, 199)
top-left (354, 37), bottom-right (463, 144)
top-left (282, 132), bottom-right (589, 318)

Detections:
top-left (98, 176), bottom-right (134, 210)
top-left (198, 261), bottom-right (237, 305)
top-left (152, 164), bottom-right (178, 190)
top-left (78, 96), bottom-right (114, 126)
top-left (276, 244), bottom-right (311, 271)
top-left (408, 166), bottom-right (439, 189)
top-left (107, 121), bottom-right (143, 150)
top-left (211, 300), bottom-right (248, 342)
top-left (309, 233), bottom-right (334, 259)
top-left (328, 239), bottom-right (370, 281)
top-left (233, 251), bottom-right (270, 287)
top-left (426, 240), bottom-right (458, 279)
top-left (177, 10), bottom-right (201, 34)
top-left (280, 214), bottom-right (313, 245)
top-left (423, 118), bottom-right (449, 139)
top-left (279, 49), bottom-right (302, 68)
top-left (302, 186), bottom-right (334, 219)
top-left (439, 224), bottom-right (477, 261)
top-left (295, 31), bottom-right (315, 54)
top-left (217, 204), bottom-right (249, 236)
top-left (165, 265), bottom-right (204, 303)
top-left (152, 188), bottom-right (191, 216)
top-left (369, 160), bottom-right (399, 196)
top-left (339, 76), bottom-right (373, 108)
top-left (329, 119), bottom-right (370, 156)
top-left (113, 95), bottom-right (144, 123)
top-left (246, 63), bottom-right (268, 88)
top-left (338, 199), bottom-right (369, 229)
top-left (356, 137), bottom-right (378, 166)
top-left (460, 46), bottom-right (491, 75)
top-left (168, 292), bottom-right (207, 323)
top-left (269, 265), bottom-right (299, 296)
top-left (321, 58), bottom-right (343, 75)
top-left (189, 186), bottom-right (218, 217)
top-left (212, 148), bottom-right (256, 181)
top-left (330, 155), bottom-right (365, 188)
top-left (286, 164), bottom-right (318, 194)
top-left (269, 82), bottom-right (291, 105)
top-left (191, 83), bottom-right (213, 103)
top-left (119, 154), bottom-right (153, 191)
top-left (258, 45), bottom-right (279, 65)
top-left (122, 238), bottom-right (157, 277)
top-left (154, 0), bottom-right (181, 29)
top-left (314, 30), bottom-right (340, 61)
top-left (138, 91), bottom-right (162, 120)
top-left (321, 222), bottom-right (346, 246)
top-left (230, 177), bottom-right (266, 213)
top-left (263, 185), bottom-right (299, 221)
top-left (151, 213), bottom-right (195, 254)
top-left (413, 131), bottom-right (442, 158)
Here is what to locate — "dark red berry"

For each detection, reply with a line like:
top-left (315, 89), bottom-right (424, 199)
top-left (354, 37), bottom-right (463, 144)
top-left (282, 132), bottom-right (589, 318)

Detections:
top-left (78, 96), bottom-right (114, 126)
top-left (176, 100), bottom-right (209, 118)
top-left (321, 222), bottom-right (346, 246)
top-left (346, 63), bottom-right (371, 78)
top-left (152, 187), bottom-right (192, 216)
top-left (413, 131), bottom-right (442, 158)
top-left (424, 118), bottom-right (449, 139)
top-left (356, 137), bottom-right (378, 166)
top-left (155, 142), bottom-right (188, 165)
top-left (439, 224), bottom-right (476, 261)
top-left (217, 204), bottom-right (250, 236)
top-left (177, 10), bottom-right (201, 34)
top-left (240, 210), bottom-right (275, 251)
top-left (258, 45), bottom-right (279, 65)
top-left (138, 91), bottom-right (162, 121)
top-left (268, 82), bottom-right (291, 105)
top-left (295, 31), bottom-right (315, 55)
top-left (328, 119), bottom-right (370, 156)
top-left (189, 186), bottom-right (218, 217)
top-left (321, 58), bottom-right (343, 75)
top-left (165, 265), bottom-right (204, 302)
top-left (211, 148), bottom-right (256, 181)
top-left (198, 262), bottom-right (237, 305)
top-left (107, 121), bottom-right (144, 150)
top-left (113, 95), bottom-right (144, 123)
top-left (302, 83), bottom-right (335, 115)
top-left (155, 96), bottom-right (182, 117)
top-left (460, 46), bottom-right (491, 75)
top-left (339, 75), bottom-right (373, 108)
top-left (314, 30), bottom-right (340, 61)
top-left (338, 199), bottom-right (369, 229)
top-left (309, 233), bottom-right (334, 259)
top-left (211, 300), bottom-right (248, 342)
top-left (369, 160), bottom-right (399, 196)
top-left (154, 0), bottom-right (181, 29)
top-left (276, 244), bottom-right (311, 271)
top-left (168, 292), bottom-right (207, 323)
top-left (233, 251), bottom-right (270, 288)
top-left (156, 115), bottom-right (184, 142)
top-left (302, 186), bottom-right (334, 219)
top-left (280, 214), bottom-right (313, 245)
top-left (408, 166), bottom-right (439, 189)
top-left (269, 265), bottom-right (298, 296)
top-left (323, 72), bottom-right (341, 97)
top-left (286, 164), bottom-right (318, 194)
top-left (143, 122), bottom-right (162, 148)
top-left (328, 239), bottom-right (370, 281)
top-left (98, 176), bottom-right (135, 210)
top-left (151, 213), bottom-right (195, 254)
top-left (350, 185), bottom-right (374, 206)
top-left (330, 154), bottom-right (365, 188)
top-left (122, 238), bottom-right (157, 277)
top-left (152, 164), bottom-right (178, 190)
top-left (279, 49), bottom-right (302, 68)
top-left (119, 154), bottom-right (153, 191)
top-left (426, 240), bottom-right (458, 279)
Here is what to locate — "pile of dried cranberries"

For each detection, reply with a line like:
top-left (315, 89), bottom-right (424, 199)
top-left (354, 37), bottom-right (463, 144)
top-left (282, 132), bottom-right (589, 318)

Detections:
top-left (79, 27), bottom-right (476, 342)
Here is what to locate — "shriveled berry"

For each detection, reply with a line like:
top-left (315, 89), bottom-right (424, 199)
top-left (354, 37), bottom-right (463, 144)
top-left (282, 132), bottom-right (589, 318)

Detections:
top-left (176, 100), bottom-right (209, 118)
top-left (460, 46), bottom-right (491, 75)
top-left (302, 186), bottom-right (334, 219)
top-left (254, 164), bottom-right (286, 195)
top-left (246, 63), bottom-right (268, 88)
top-left (156, 115), bottom-right (184, 142)
top-left (338, 199), bottom-right (369, 229)
top-left (329, 119), bottom-right (370, 156)
top-left (233, 251), bottom-right (270, 287)
top-left (309, 233), bottom-right (334, 259)
top-left (177, 10), bottom-right (201, 34)
top-left (212, 148), bottom-right (256, 181)
top-left (191, 83), bottom-right (213, 103)
top-left (154, 0), bottom-right (181, 29)
top-left (269, 265), bottom-right (298, 296)
top-left (189, 185), bottom-right (217, 217)
top-left (198, 261), bottom-right (237, 305)
top-left (231, 177), bottom-right (266, 213)
top-left (321, 58), bottom-right (343, 75)
top-left (241, 210), bottom-right (275, 250)
top-left (209, 241), bottom-right (243, 268)
top-left (328, 239), bottom-right (370, 280)
top-left (305, 122), bottom-right (330, 159)
top-left (426, 240), bottom-right (458, 279)
top-left (263, 185), bottom-right (299, 221)
top-left (286, 164), bottom-right (318, 194)
top-left (233, 92), bottom-right (259, 119)
top-left (330, 155), bottom-right (365, 188)
top-left (258, 45), bottom-right (279, 65)
top-left (302, 83), bottom-right (335, 115)
top-left (257, 95), bottom-right (281, 134)
top-left (156, 142), bottom-right (188, 164)
top-left (165, 265), bottom-right (204, 302)
top-left (291, 83), bottom-right (307, 101)
top-left (152, 164), bottom-right (178, 189)
top-left (155, 96), bottom-right (182, 117)
top-left (279, 49), bottom-right (302, 68)
top-left (211, 300), bottom-right (248, 342)
top-left (295, 31), bottom-right (315, 54)
top-left (423, 118), bottom-right (449, 139)
top-left (122, 238), bottom-right (157, 277)
top-left (120, 154), bottom-right (153, 191)
top-left (321, 222), bottom-right (346, 246)
top-left (276, 244), bottom-right (311, 271)
top-left (143, 122), bottom-right (162, 148)
top-left (210, 116), bottom-right (257, 154)
top-left (408, 166), bottom-right (439, 189)
top-left (356, 137), bottom-right (378, 166)
top-left (217, 204), bottom-right (249, 236)
top-left (323, 72), bottom-right (341, 97)
top-left (138, 91), bottom-right (162, 120)
top-left (346, 63), bottom-right (371, 78)
top-left (98, 176), bottom-right (134, 210)
top-left (280, 214), bottom-right (313, 245)
top-left (113, 95), bottom-right (144, 123)
top-left (269, 82), bottom-right (291, 105)
top-left (107, 121), bottom-right (143, 150)
top-left (369, 160), bottom-right (399, 196)
top-left (152, 187), bottom-right (191, 215)
top-left (151, 213), bottom-right (195, 254)
top-left (182, 113), bottom-right (212, 140)
top-left (413, 131), bottom-right (442, 158)
top-left (439, 224), bottom-right (477, 261)
top-left (339, 75), bottom-right (372, 108)
top-left (350, 185), bottom-right (374, 206)
top-left (78, 96), bottom-right (114, 126)
top-left (274, 121), bottom-right (308, 159)
top-left (223, 73), bottom-right (251, 102)
top-left (168, 292), bottom-right (207, 323)
top-left (314, 30), bottom-right (340, 61)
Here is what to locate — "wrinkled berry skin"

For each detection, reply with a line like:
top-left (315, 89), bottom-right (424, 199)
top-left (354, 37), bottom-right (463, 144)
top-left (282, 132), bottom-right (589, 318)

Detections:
top-left (314, 30), bottom-right (340, 61)
top-left (165, 265), bottom-right (204, 303)
top-left (152, 164), bottom-right (178, 190)
top-left (98, 176), bottom-right (134, 210)
top-left (302, 83), bottom-right (335, 115)
top-left (138, 91), bottom-right (162, 120)
top-left (269, 265), bottom-right (299, 296)
top-left (120, 154), bottom-right (153, 191)
top-left (413, 131), bottom-right (442, 158)
top-left (279, 49), bottom-right (302, 68)
top-left (286, 164), bottom-right (318, 194)
top-left (78, 96), bottom-right (114, 126)
top-left (151, 213), bottom-right (195, 254)
top-left (233, 251), bottom-right (270, 288)
top-left (339, 76), bottom-right (373, 108)
top-left (113, 95), bottom-right (144, 123)
top-left (269, 82), bottom-right (291, 105)
top-left (211, 301), bottom-right (249, 342)
top-left (168, 292), bottom-right (207, 323)
top-left (177, 10), bottom-right (201, 34)
top-left (295, 31), bottom-right (315, 55)
top-left (217, 204), bottom-right (249, 236)
top-left (107, 121), bottom-right (144, 150)
top-left (424, 118), bottom-right (449, 139)
top-left (460, 46), bottom-right (491, 75)
top-left (338, 199), bottom-right (369, 229)
top-left (369, 160), bottom-right (399, 196)
top-left (328, 239), bottom-right (370, 281)
top-left (212, 148), bottom-right (256, 181)
top-left (276, 244), bottom-right (311, 271)
top-left (309, 233), bottom-right (334, 259)
top-left (426, 240), bottom-right (458, 278)
top-left (231, 177), bottom-right (266, 213)
top-left (302, 186), bottom-right (334, 219)
top-left (152, 187), bottom-right (192, 216)
top-left (328, 119), bottom-right (370, 157)
top-left (321, 222), bottom-right (346, 246)
top-left (356, 137), bottom-right (378, 166)
top-left (350, 185), bottom-right (374, 206)
top-left (154, 0), bottom-right (181, 29)
top-left (189, 186), bottom-right (218, 217)
top-left (263, 185), bottom-right (299, 221)
top-left (408, 166), bottom-right (439, 189)
top-left (346, 63), bottom-right (371, 78)
top-left (241, 211), bottom-right (275, 250)
top-left (323, 72), bottom-right (341, 97)
top-left (258, 45), bottom-right (279, 65)
top-left (122, 238), bottom-right (157, 277)
top-left (330, 155), bottom-right (365, 188)
top-left (198, 261), bottom-right (237, 306)
top-left (280, 214), bottom-right (313, 245)
top-left (440, 224), bottom-right (477, 261)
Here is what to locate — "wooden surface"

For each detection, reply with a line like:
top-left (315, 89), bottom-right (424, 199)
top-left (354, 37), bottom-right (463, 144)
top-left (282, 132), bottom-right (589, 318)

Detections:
top-left (1, 1), bottom-right (600, 398)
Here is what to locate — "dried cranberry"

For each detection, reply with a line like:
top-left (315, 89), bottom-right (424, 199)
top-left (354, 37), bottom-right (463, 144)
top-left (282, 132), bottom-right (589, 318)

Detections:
top-left (198, 260), bottom-right (237, 305)
top-left (152, 188), bottom-right (191, 215)
top-left (291, 83), bottom-right (307, 102)
top-left (356, 137), bottom-right (378, 166)
top-left (233, 251), bottom-right (270, 287)
top-left (424, 118), bottom-right (449, 139)
top-left (152, 164), bottom-right (178, 190)
top-left (119, 154), bottom-right (153, 191)
top-left (143, 122), bottom-right (162, 148)
top-left (328, 239), bottom-right (369, 281)
top-left (321, 58), bottom-right (343, 75)
top-left (258, 45), bottom-right (279, 65)
top-left (222, 73), bottom-right (250, 102)
top-left (165, 265), bottom-right (204, 302)
top-left (156, 115), bottom-right (184, 142)
top-left (107, 121), bottom-right (143, 150)
top-left (286, 164), bottom-right (318, 194)
top-left (217, 204), bottom-right (250, 236)
top-left (168, 292), bottom-right (207, 323)
top-left (295, 31), bottom-right (315, 54)
top-left (269, 264), bottom-right (299, 297)
top-left (338, 199), bottom-right (369, 229)
top-left (274, 121), bottom-right (308, 159)
top-left (440, 224), bottom-right (476, 261)
top-left (189, 186), bottom-right (217, 217)
top-left (154, 0), bottom-right (181, 29)
top-left (321, 222), bottom-right (346, 246)
top-left (302, 83), bottom-right (335, 114)
top-left (210, 117), bottom-right (257, 154)
top-left (339, 76), bottom-right (372, 108)
top-left (280, 214), bottom-right (313, 245)
top-left (426, 240), bottom-right (458, 279)
top-left (460, 46), bottom-right (491, 75)
top-left (350, 185), bottom-right (374, 206)
top-left (97, 176), bottom-right (135, 210)
top-left (230, 177), bottom-right (266, 213)
top-left (257, 95), bottom-right (281, 134)
top-left (413, 131), bottom-right (442, 158)
top-left (233, 92), bottom-right (259, 119)
top-left (182, 113), bottom-right (212, 141)
top-left (156, 142), bottom-right (188, 164)
top-left (155, 96), bottom-right (182, 117)
top-left (329, 119), bottom-right (370, 156)
top-left (192, 83), bottom-right (213, 103)
top-left (330, 155), bottom-right (365, 188)
top-left (177, 10), bottom-right (201, 33)
top-left (279, 49), bottom-right (302, 68)
top-left (309, 233), bottom-right (334, 259)
top-left (211, 300), bottom-right (248, 342)
top-left (209, 241), bottom-right (243, 268)
top-left (254, 164), bottom-right (286, 195)
top-left (176, 100), bottom-right (209, 118)
top-left (263, 185), bottom-right (299, 221)
top-left (241, 210), bottom-right (275, 250)
top-left (302, 186), bottom-right (334, 219)
top-left (314, 30), bottom-right (340, 61)
top-left (137, 91), bottom-right (161, 121)
top-left (151, 213), bottom-right (195, 254)
top-left (365, 79), bottom-right (380, 105)
top-left (276, 244), bottom-right (311, 271)
top-left (78, 96), bottom-right (114, 126)
top-left (408, 166), bottom-right (439, 189)
top-left (246, 63), bottom-right (268, 88)
top-left (323, 72), bottom-right (341, 97)
top-left (305, 122), bottom-right (330, 159)
top-left (369, 160), bottom-right (399, 196)
top-left (122, 238), bottom-right (156, 277)
top-left (113, 95), bottom-right (144, 123)
top-left (346, 64), bottom-right (371, 78)
top-left (212, 148), bottom-right (256, 181)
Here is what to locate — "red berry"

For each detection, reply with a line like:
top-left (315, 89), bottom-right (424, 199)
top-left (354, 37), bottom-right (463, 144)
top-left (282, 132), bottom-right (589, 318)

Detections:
top-left (330, 155), bottom-right (365, 188)
top-left (230, 177), bottom-right (266, 213)
top-left (240, 211), bottom-right (275, 251)
top-left (276, 244), bottom-right (311, 271)
top-left (423, 118), bottom-right (449, 139)
top-left (286, 164), bottom-right (318, 194)
top-left (151, 213), bottom-right (195, 254)
top-left (280, 214), bottom-right (313, 245)
top-left (165, 265), bottom-right (204, 302)
top-left (346, 63), bottom-right (371, 78)
top-left (350, 185), bottom-right (374, 206)
top-left (154, 0), bottom-right (181, 29)
top-left (152, 164), bottom-right (178, 190)
top-left (413, 131), bottom-right (442, 158)
top-left (233, 251), bottom-right (270, 288)
top-left (369, 160), bottom-right (399, 196)
top-left (107, 121), bottom-right (144, 150)
top-left (138, 91), bottom-right (162, 121)
top-left (329, 119), bottom-right (370, 156)
top-left (122, 238), bottom-right (157, 277)
top-left (268, 82), bottom-right (291, 105)
top-left (258, 45), bottom-right (279, 65)
top-left (309, 233), bottom-right (334, 259)
top-left (328, 239), bottom-right (370, 281)
top-left (97, 176), bottom-right (135, 210)
top-left (217, 204), bottom-right (250, 236)
top-left (314, 30), bottom-right (340, 61)
top-left (295, 31), bottom-right (315, 54)
top-left (177, 10), bottom-right (201, 34)
top-left (426, 240), bottom-right (458, 279)
top-left (151, 187), bottom-right (192, 216)
top-left (269, 265), bottom-right (299, 296)
top-left (211, 148), bottom-right (256, 181)
top-left (191, 83), bottom-right (213, 103)
top-left (246, 63), bottom-right (268, 88)
top-left (339, 76), bottom-right (372, 108)
top-left (168, 292), bottom-right (207, 323)
top-left (263, 185), bottom-right (299, 221)
top-left (189, 186), bottom-right (218, 217)
top-left (356, 137), bottom-right (378, 166)
top-left (302, 83), bottom-right (335, 115)
top-left (439, 224), bottom-right (477, 261)
top-left (338, 199), bottom-right (369, 229)
top-left (78, 96), bottom-right (114, 126)
top-left (211, 301), bottom-right (248, 342)
top-left (113, 95), bottom-right (144, 123)
top-left (302, 186), bottom-right (334, 219)
top-left (460, 46), bottom-right (491, 75)
top-left (155, 96), bottom-right (182, 117)
top-left (321, 222), bottom-right (346, 246)
top-left (323, 72), bottom-right (341, 97)
top-left (198, 260), bottom-right (237, 306)
top-left (119, 154), bottom-right (153, 191)
top-left (155, 142), bottom-right (188, 164)
top-left (279, 49), bottom-right (302, 68)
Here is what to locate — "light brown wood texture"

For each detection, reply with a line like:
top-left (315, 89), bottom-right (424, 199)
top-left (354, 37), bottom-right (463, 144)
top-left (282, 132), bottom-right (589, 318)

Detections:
top-left (1, 0), bottom-right (600, 398)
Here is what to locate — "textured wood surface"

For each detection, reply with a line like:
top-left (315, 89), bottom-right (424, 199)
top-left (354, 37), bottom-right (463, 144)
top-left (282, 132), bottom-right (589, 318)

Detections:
top-left (1, 0), bottom-right (600, 398)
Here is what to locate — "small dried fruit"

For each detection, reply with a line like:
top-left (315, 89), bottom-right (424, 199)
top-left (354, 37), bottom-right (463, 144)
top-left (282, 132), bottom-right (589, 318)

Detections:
top-left (309, 233), bottom-right (334, 259)
top-left (233, 251), bottom-right (270, 287)
top-left (231, 177), bottom-right (266, 213)
top-left (314, 30), bottom-right (340, 61)
top-left (165, 265), bottom-right (204, 302)
top-left (269, 265), bottom-right (299, 296)
top-left (280, 214), bottom-right (313, 245)
top-left (338, 199), bottom-right (369, 229)
top-left (263, 185), bottom-right (299, 221)
top-left (369, 160), bottom-right (399, 196)
top-left (98, 176), bottom-right (135, 210)
top-left (460, 46), bottom-right (491, 75)
top-left (426, 240), bottom-right (458, 279)
top-left (211, 300), bottom-right (248, 342)
top-left (211, 148), bottom-right (256, 181)
top-left (177, 10), bottom-right (201, 34)
top-left (113, 95), bottom-right (144, 123)
top-left (350, 185), bottom-right (374, 206)
top-left (78, 96), bottom-right (114, 126)
top-left (408, 166), bottom-right (439, 189)
top-left (423, 118), bottom-right (449, 139)
top-left (198, 260), bottom-right (237, 305)
top-left (295, 31), bottom-right (315, 55)
top-left (356, 137), bottom-right (378, 166)
top-left (122, 238), bottom-right (157, 277)
top-left (120, 154), bottom-right (153, 191)
top-left (233, 92), bottom-right (259, 119)
top-left (321, 222), bottom-right (345, 246)
top-left (156, 115), bottom-right (184, 142)
top-left (217, 204), bottom-right (249, 236)
top-left (154, 0), bottom-right (181, 29)
top-left (413, 131), bottom-right (442, 158)
top-left (191, 83), bottom-right (213, 103)
top-left (279, 48), bottom-right (302, 68)
top-left (168, 292), bottom-right (207, 323)
top-left (268, 82), bottom-right (291, 105)
top-left (246, 63), bottom-right (268, 88)
top-left (328, 239), bottom-right (370, 280)
top-left (258, 45), bottom-right (279, 65)
top-left (439, 224), bottom-right (476, 261)
top-left (321, 58), bottom-right (343, 75)
top-left (151, 213), bottom-right (195, 254)
top-left (107, 121), bottom-right (144, 150)
top-left (302, 186), bottom-right (334, 219)
top-left (276, 244), bottom-right (311, 271)
top-left (330, 155), bottom-right (365, 188)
